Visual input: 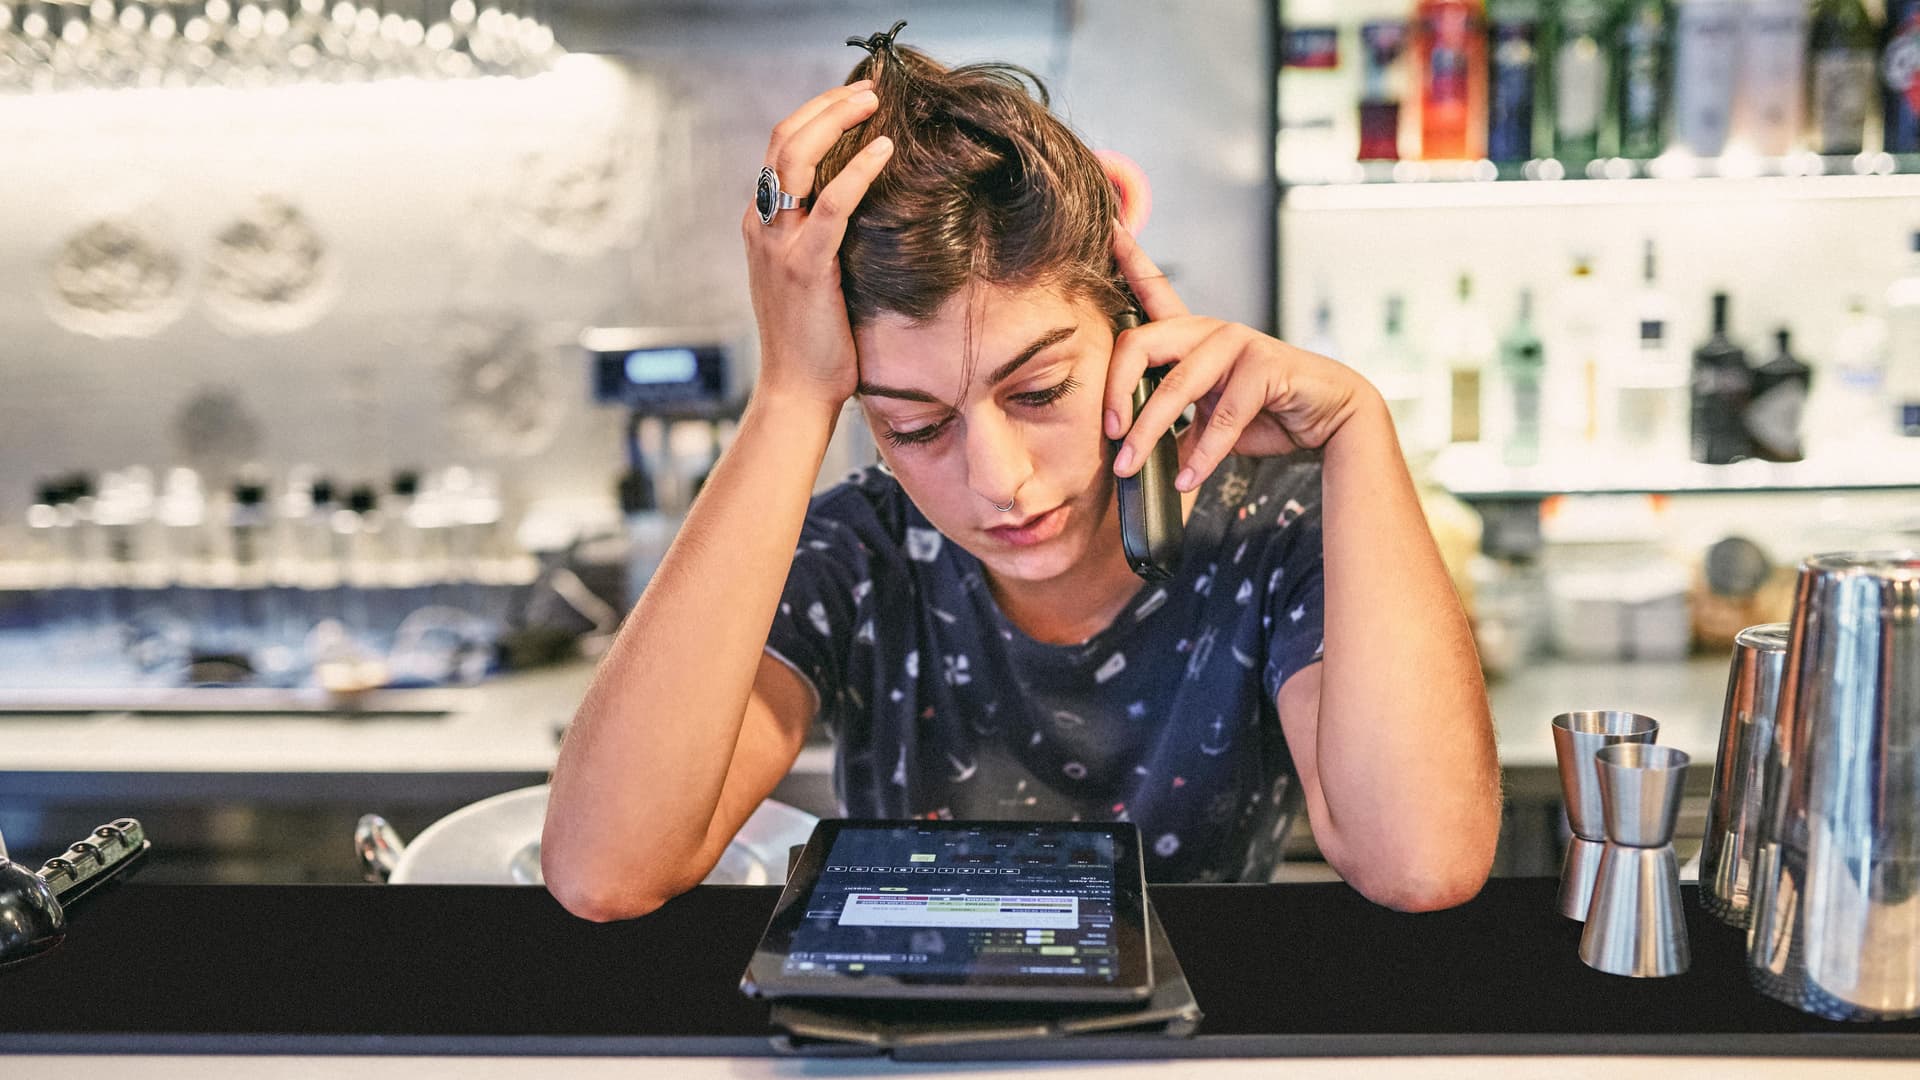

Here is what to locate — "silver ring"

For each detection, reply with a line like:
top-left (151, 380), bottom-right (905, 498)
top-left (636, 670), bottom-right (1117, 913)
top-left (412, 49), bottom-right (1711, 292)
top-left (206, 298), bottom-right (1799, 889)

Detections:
top-left (994, 500), bottom-right (1014, 513)
top-left (755, 166), bottom-right (809, 225)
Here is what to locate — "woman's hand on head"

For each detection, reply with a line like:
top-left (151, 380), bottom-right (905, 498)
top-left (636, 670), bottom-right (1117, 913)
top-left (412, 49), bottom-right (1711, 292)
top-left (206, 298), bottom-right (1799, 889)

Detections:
top-left (1103, 221), bottom-right (1377, 492)
top-left (742, 80), bottom-right (894, 412)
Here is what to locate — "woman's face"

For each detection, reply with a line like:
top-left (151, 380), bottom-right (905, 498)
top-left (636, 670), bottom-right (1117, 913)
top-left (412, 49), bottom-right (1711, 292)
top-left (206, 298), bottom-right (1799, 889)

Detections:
top-left (852, 283), bottom-right (1120, 585)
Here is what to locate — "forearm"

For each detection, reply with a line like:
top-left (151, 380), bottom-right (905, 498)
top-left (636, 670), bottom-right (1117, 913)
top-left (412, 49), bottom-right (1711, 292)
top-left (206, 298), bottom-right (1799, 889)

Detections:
top-left (1312, 391), bottom-right (1501, 904)
top-left (543, 392), bottom-right (840, 909)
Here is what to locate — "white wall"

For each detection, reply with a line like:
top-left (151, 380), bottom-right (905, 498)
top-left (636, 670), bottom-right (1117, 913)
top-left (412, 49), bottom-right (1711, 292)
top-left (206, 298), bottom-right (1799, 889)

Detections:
top-left (0, 0), bottom-right (1274, 542)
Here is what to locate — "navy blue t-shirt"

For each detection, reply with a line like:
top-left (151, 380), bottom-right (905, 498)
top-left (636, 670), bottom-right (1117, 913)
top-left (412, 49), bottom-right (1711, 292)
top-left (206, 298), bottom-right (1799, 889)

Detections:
top-left (764, 454), bottom-right (1325, 883)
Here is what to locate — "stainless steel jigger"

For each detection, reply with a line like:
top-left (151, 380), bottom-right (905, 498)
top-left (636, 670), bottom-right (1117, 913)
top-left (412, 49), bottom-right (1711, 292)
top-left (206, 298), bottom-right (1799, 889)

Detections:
top-left (1580, 743), bottom-right (1692, 978)
top-left (1552, 710), bottom-right (1659, 920)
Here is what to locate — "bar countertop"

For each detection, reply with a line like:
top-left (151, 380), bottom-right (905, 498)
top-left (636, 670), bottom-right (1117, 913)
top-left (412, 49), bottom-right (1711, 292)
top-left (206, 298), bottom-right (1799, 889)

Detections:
top-left (2, 877), bottom-right (1916, 1064)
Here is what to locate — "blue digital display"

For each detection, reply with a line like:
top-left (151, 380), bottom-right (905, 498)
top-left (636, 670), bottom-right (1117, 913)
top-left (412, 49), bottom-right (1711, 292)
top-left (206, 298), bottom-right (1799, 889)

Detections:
top-left (624, 348), bottom-right (699, 385)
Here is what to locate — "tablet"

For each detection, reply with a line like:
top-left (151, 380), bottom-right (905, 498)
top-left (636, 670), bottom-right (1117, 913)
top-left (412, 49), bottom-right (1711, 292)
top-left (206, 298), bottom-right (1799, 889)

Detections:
top-left (739, 819), bottom-right (1153, 1003)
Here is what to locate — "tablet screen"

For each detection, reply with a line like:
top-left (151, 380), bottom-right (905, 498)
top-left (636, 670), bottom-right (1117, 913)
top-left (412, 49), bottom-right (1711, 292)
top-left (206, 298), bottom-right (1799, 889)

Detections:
top-left (742, 820), bottom-right (1152, 1002)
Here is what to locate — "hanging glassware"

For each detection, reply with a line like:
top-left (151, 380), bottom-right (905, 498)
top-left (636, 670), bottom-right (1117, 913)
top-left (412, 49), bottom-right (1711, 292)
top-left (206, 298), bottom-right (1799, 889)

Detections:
top-left (0, 0), bottom-right (561, 92)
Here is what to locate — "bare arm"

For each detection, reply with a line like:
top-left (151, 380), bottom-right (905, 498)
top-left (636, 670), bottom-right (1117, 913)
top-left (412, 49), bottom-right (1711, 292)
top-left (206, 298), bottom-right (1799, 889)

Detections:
top-left (543, 79), bottom-right (894, 921)
top-left (1101, 224), bottom-right (1498, 912)
top-left (1276, 391), bottom-right (1501, 912)
top-left (542, 396), bottom-right (840, 920)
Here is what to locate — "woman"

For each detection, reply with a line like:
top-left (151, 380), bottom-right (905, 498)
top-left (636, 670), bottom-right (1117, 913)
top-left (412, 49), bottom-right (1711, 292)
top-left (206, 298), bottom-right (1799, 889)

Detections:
top-left (543, 25), bottom-right (1500, 920)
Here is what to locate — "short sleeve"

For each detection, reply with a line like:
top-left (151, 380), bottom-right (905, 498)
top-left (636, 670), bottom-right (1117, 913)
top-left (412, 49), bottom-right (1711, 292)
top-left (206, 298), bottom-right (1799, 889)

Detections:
top-left (763, 486), bottom-right (883, 733)
top-left (1258, 487), bottom-right (1326, 702)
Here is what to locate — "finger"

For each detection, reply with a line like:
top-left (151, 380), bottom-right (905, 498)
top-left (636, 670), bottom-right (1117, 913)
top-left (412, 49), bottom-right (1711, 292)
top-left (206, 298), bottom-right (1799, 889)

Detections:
top-left (765, 80), bottom-right (876, 177)
top-left (1112, 324), bottom-right (1243, 478)
top-left (793, 135), bottom-right (895, 265)
top-left (772, 88), bottom-right (882, 205)
top-left (1103, 316), bottom-right (1217, 438)
top-left (1111, 218), bottom-right (1189, 322)
top-left (1175, 349), bottom-right (1269, 491)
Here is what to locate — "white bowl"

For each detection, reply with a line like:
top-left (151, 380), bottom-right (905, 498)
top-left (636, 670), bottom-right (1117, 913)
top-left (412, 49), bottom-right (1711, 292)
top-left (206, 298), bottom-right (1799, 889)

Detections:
top-left (388, 784), bottom-right (818, 887)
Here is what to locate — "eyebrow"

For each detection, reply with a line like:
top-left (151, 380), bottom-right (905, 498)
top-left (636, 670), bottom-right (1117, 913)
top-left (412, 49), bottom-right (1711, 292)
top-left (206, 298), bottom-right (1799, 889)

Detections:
top-left (855, 325), bottom-right (1078, 403)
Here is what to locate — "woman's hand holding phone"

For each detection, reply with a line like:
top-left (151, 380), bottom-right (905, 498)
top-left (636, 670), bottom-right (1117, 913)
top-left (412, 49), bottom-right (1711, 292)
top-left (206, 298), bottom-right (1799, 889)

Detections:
top-left (742, 80), bottom-right (894, 412)
top-left (1104, 222), bottom-right (1375, 493)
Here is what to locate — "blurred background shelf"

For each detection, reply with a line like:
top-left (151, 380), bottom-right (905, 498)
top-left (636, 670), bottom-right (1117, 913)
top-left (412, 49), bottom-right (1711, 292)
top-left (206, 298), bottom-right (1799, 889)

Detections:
top-left (1427, 442), bottom-right (1920, 501)
top-left (1281, 151), bottom-right (1920, 191)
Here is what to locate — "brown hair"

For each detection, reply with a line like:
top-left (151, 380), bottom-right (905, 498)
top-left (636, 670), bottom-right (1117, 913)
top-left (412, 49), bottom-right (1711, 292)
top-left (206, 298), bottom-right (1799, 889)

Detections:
top-left (815, 31), bottom-right (1126, 334)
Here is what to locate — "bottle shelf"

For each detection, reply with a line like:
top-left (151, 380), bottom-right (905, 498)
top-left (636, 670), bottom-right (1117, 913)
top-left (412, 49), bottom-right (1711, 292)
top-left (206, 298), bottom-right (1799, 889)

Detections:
top-left (1428, 441), bottom-right (1920, 502)
top-left (1280, 153), bottom-right (1920, 210)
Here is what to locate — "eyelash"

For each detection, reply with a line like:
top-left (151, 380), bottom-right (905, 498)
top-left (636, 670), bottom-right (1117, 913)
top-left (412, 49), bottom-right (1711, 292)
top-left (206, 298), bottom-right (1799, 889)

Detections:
top-left (882, 376), bottom-right (1082, 449)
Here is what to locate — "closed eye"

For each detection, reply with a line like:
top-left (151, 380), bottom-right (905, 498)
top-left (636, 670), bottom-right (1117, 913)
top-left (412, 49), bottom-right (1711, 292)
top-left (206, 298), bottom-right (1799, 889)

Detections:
top-left (881, 377), bottom-right (1081, 449)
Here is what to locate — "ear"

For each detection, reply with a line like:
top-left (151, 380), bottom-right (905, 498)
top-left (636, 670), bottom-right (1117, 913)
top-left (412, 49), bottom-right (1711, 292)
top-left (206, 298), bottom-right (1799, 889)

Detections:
top-left (1095, 149), bottom-right (1152, 235)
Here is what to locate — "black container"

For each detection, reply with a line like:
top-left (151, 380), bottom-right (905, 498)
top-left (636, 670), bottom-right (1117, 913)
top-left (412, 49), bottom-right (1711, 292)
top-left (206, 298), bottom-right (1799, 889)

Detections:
top-left (1690, 292), bottom-right (1755, 464)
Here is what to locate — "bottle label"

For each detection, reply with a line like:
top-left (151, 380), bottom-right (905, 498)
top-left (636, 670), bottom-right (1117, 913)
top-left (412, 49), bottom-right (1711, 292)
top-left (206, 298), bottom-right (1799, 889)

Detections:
top-left (1813, 50), bottom-right (1877, 151)
top-left (1741, 5), bottom-right (1807, 151)
top-left (1620, 11), bottom-right (1667, 139)
top-left (1745, 382), bottom-right (1807, 458)
top-left (1556, 37), bottom-right (1607, 140)
top-left (1360, 21), bottom-right (1408, 101)
top-left (1282, 27), bottom-right (1340, 70)
top-left (1888, 16), bottom-right (1920, 111)
top-left (1675, 2), bottom-right (1740, 154)
top-left (1488, 22), bottom-right (1537, 159)
top-left (1451, 367), bottom-right (1483, 443)
top-left (1425, 9), bottom-right (1473, 106)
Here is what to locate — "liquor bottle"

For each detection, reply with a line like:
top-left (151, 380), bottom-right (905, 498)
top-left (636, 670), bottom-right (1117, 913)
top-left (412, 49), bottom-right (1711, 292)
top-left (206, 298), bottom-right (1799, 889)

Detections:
top-left (1440, 272), bottom-right (1498, 443)
top-left (1499, 288), bottom-right (1546, 466)
top-left (1690, 292), bottom-right (1755, 463)
top-left (1808, 296), bottom-right (1889, 449)
top-left (1303, 297), bottom-right (1343, 361)
top-left (1888, 231), bottom-right (1920, 437)
top-left (1552, 0), bottom-right (1613, 164)
top-left (1367, 294), bottom-right (1433, 452)
top-left (1737, 0), bottom-right (1809, 156)
top-left (1359, 20), bottom-right (1409, 160)
top-left (1486, 0), bottom-right (1544, 161)
top-left (1616, 0), bottom-right (1673, 159)
top-left (1808, 0), bottom-right (1879, 156)
top-left (1614, 241), bottom-right (1689, 459)
top-left (1673, 0), bottom-right (1743, 156)
top-left (1548, 254), bottom-right (1610, 450)
top-left (1277, 6), bottom-right (1349, 179)
top-left (1746, 328), bottom-right (1812, 462)
top-left (1416, 0), bottom-right (1488, 159)
top-left (1886, 0), bottom-right (1920, 153)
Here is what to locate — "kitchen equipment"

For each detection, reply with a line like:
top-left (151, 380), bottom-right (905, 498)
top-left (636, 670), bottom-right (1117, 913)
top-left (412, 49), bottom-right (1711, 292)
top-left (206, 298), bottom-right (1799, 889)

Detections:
top-left (1553, 710), bottom-right (1660, 920)
top-left (1580, 744), bottom-right (1691, 978)
top-left (0, 818), bottom-right (150, 966)
top-left (584, 326), bottom-right (755, 607)
top-left (1699, 622), bottom-right (1790, 927)
top-left (1747, 552), bottom-right (1920, 1021)
top-left (356, 786), bottom-right (817, 887)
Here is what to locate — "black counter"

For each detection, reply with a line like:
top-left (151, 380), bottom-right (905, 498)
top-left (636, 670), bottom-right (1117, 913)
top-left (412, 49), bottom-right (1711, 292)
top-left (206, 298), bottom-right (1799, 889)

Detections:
top-left (2, 878), bottom-right (1916, 1060)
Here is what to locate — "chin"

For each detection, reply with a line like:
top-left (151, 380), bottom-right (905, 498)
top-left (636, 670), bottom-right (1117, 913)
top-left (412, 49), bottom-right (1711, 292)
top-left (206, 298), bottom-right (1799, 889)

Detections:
top-left (973, 519), bottom-right (1092, 584)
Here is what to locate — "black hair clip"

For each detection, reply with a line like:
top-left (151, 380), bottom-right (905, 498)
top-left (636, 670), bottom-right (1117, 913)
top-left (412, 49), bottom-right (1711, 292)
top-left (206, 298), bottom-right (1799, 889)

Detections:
top-left (846, 19), bottom-right (908, 61)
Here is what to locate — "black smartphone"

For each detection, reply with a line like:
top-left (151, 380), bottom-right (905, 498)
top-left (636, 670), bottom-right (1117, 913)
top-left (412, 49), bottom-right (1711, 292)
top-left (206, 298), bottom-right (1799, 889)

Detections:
top-left (1110, 287), bottom-right (1184, 583)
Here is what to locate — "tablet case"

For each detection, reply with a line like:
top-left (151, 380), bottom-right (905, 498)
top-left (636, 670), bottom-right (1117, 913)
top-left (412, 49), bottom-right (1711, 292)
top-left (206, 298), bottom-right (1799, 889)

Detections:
top-left (766, 898), bottom-right (1201, 1053)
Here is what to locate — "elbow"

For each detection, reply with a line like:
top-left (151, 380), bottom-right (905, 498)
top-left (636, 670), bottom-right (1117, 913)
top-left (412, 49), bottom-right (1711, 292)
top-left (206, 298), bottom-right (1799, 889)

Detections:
top-left (1363, 861), bottom-right (1491, 913)
top-left (543, 864), bottom-right (677, 923)
top-left (541, 831), bottom-right (691, 923)
top-left (1333, 815), bottom-right (1499, 914)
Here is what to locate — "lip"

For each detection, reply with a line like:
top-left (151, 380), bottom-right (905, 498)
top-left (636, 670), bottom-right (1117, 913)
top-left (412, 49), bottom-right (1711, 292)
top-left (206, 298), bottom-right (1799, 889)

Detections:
top-left (986, 504), bottom-right (1068, 546)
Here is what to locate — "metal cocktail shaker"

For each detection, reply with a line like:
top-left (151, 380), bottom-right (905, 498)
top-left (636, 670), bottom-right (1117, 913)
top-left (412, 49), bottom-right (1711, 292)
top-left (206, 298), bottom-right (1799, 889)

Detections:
top-left (1699, 623), bottom-right (1790, 927)
top-left (1552, 710), bottom-right (1660, 920)
top-left (1747, 552), bottom-right (1920, 1021)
